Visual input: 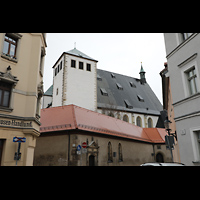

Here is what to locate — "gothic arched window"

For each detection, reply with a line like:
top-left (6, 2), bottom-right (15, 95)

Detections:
top-left (148, 117), bottom-right (153, 128)
top-left (123, 114), bottom-right (129, 122)
top-left (108, 112), bottom-right (114, 118)
top-left (136, 116), bottom-right (142, 127)
top-left (108, 142), bottom-right (113, 162)
top-left (118, 143), bottom-right (123, 162)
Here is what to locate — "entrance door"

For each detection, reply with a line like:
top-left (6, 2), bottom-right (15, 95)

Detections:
top-left (89, 155), bottom-right (95, 166)
top-left (156, 153), bottom-right (164, 163)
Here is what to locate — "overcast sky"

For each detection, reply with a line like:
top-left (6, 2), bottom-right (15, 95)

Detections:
top-left (43, 33), bottom-right (167, 103)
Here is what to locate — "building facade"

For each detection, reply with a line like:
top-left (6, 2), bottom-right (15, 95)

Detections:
top-left (43, 48), bottom-right (163, 129)
top-left (164, 33), bottom-right (200, 165)
top-left (34, 104), bottom-right (172, 166)
top-left (0, 33), bottom-right (47, 166)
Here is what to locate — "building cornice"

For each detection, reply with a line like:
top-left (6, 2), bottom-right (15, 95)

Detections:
top-left (174, 110), bottom-right (200, 122)
top-left (30, 33), bottom-right (47, 47)
top-left (166, 33), bottom-right (199, 59)
top-left (173, 92), bottom-right (200, 107)
top-left (177, 53), bottom-right (197, 68)
top-left (0, 113), bottom-right (41, 126)
top-left (97, 104), bottom-right (161, 116)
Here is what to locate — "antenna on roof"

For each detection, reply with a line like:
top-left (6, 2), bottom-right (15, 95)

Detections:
top-left (74, 42), bottom-right (76, 49)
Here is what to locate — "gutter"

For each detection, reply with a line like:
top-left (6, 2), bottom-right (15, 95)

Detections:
top-left (68, 132), bottom-right (70, 166)
top-left (152, 144), bottom-right (156, 162)
top-left (71, 105), bottom-right (78, 129)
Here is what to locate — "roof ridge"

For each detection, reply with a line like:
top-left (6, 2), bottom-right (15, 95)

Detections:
top-left (97, 68), bottom-right (140, 81)
top-left (67, 48), bottom-right (91, 56)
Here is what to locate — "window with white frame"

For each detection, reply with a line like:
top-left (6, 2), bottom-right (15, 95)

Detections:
top-left (192, 130), bottom-right (200, 162)
top-left (185, 67), bottom-right (198, 96)
top-left (181, 33), bottom-right (193, 42)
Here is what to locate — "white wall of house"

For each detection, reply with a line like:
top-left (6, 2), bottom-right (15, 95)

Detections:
top-left (52, 55), bottom-right (64, 107)
top-left (164, 33), bottom-right (200, 165)
top-left (62, 54), bottom-right (97, 111)
top-left (52, 53), bottom-right (97, 111)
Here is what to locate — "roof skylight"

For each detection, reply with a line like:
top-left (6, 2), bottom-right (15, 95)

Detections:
top-left (129, 81), bottom-right (136, 88)
top-left (137, 95), bottom-right (144, 102)
top-left (100, 88), bottom-right (108, 96)
top-left (111, 73), bottom-right (115, 78)
top-left (97, 74), bottom-right (102, 81)
top-left (124, 99), bottom-right (133, 109)
top-left (116, 83), bottom-right (123, 90)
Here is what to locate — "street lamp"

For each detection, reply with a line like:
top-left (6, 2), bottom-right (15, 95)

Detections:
top-left (164, 116), bottom-right (172, 135)
top-left (164, 116), bottom-right (174, 162)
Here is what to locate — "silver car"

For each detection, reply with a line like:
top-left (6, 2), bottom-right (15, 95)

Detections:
top-left (140, 162), bottom-right (185, 166)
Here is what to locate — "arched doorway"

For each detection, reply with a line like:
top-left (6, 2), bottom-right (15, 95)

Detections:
top-left (156, 153), bottom-right (164, 163)
top-left (89, 155), bottom-right (95, 166)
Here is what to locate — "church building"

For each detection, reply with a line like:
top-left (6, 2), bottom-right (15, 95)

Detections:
top-left (35, 47), bottom-right (170, 166)
top-left (34, 104), bottom-right (172, 166)
top-left (43, 47), bottom-right (163, 128)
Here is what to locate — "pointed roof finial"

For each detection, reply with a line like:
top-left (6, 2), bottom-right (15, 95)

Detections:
top-left (139, 62), bottom-right (146, 83)
top-left (74, 42), bottom-right (76, 49)
top-left (140, 62), bottom-right (145, 74)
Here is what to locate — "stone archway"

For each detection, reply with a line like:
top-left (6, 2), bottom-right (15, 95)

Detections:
top-left (156, 153), bottom-right (164, 163)
top-left (89, 155), bottom-right (95, 166)
top-left (86, 141), bottom-right (99, 166)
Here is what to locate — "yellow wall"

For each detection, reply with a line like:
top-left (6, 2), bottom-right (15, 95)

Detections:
top-left (0, 33), bottom-right (46, 166)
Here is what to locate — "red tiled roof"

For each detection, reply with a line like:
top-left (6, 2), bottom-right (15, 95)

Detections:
top-left (40, 104), bottom-right (167, 144)
top-left (143, 128), bottom-right (167, 143)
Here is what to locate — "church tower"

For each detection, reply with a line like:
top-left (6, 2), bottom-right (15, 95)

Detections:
top-left (52, 48), bottom-right (98, 111)
top-left (139, 62), bottom-right (146, 84)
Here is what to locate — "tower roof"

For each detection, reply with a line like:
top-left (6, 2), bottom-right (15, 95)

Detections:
top-left (139, 62), bottom-right (146, 74)
top-left (65, 48), bottom-right (98, 62)
top-left (44, 85), bottom-right (53, 96)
